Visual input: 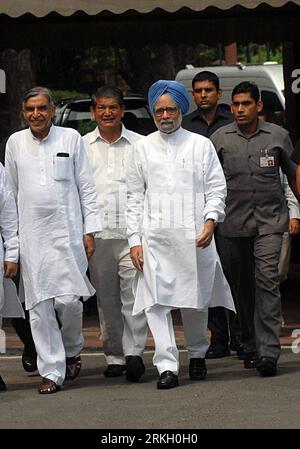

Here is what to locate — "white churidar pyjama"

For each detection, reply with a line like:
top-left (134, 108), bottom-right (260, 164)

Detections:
top-left (145, 304), bottom-right (209, 374)
top-left (29, 296), bottom-right (83, 386)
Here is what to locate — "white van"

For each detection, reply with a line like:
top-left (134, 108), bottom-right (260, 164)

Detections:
top-left (175, 62), bottom-right (285, 124)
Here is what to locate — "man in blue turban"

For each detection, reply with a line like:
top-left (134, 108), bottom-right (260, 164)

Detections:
top-left (148, 80), bottom-right (190, 116)
top-left (126, 80), bottom-right (235, 389)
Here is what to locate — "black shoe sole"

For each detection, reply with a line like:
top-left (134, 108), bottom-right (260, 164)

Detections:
top-left (256, 367), bottom-right (277, 377)
top-left (103, 366), bottom-right (126, 378)
top-left (157, 379), bottom-right (179, 389)
top-left (190, 371), bottom-right (207, 380)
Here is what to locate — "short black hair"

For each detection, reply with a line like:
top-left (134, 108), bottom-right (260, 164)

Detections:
top-left (192, 71), bottom-right (219, 90)
top-left (91, 86), bottom-right (124, 108)
top-left (232, 81), bottom-right (260, 103)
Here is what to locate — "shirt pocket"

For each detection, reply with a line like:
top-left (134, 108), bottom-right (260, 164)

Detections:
top-left (258, 147), bottom-right (279, 174)
top-left (177, 160), bottom-right (194, 189)
top-left (53, 155), bottom-right (72, 181)
top-left (113, 161), bottom-right (126, 183)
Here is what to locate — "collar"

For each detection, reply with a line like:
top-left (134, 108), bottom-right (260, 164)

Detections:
top-left (224, 119), bottom-right (272, 137)
top-left (29, 124), bottom-right (54, 142)
top-left (88, 123), bottom-right (133, 145)
top-left (158, 126), bottom-right (184, 140)
top-left (189, 105), bottom-right (232, 122)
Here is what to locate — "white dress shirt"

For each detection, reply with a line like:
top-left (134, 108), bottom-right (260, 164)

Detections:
top-left (83, 125), bottom-right (142, 239)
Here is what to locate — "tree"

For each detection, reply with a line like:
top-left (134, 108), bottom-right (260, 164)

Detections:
top-left (1, 48), bottom-right (36, 135)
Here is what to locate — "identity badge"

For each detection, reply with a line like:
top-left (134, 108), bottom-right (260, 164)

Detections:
top-left (260, 149), bottom-right (275, 167)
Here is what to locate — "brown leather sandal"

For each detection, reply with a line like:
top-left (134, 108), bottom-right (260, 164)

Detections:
top-left (65, 355), bottom-right (82, 381)
top-left (38, 377), bottom-right (61, 394)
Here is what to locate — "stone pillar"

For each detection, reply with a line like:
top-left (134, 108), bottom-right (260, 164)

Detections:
top-left (224, 42), bottom-right (238, 65)
top-left (282, 41), bottom-right (300, 144)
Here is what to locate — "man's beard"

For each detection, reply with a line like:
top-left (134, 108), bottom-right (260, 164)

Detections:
top-left (155, 114), bottom-right (182, 134)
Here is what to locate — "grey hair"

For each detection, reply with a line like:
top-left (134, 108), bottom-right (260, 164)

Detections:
top-left (22, 86), bottom-right (56, 107)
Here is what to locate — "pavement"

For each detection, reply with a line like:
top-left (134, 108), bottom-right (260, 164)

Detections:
top-left (0, 274), bottom-right (300, 430)
top-left (1, 350), bottom-right (300, 430)
top-left (2, 274), bottom-right (300, 352)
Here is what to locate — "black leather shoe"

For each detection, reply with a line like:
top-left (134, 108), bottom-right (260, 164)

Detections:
top-left (157, 371), bottom-right (178, 389)
top-left (243, 353), bottom-right (257, 369)
top-left (0, 375), bottom-right (6, 391)
top-left (103, 364), bottom-right (126, 378)
top-left (256, 357), bottom-right (277, 377)
top-left (236, 345), bottom-right (246, 360)
top-left (22, 351), bottom-right (37, 373)
top-left (230, 336), bottom-right (242, 352)
top-left (125, 356), bottom-right (145, 382)
top-left (189, 358), bottom-right (207, 380)
top-left (205, 344), bottom-right (230, 359)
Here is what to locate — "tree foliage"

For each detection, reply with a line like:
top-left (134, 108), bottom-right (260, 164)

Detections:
top-left (36, 43), bottom-right (282, 98)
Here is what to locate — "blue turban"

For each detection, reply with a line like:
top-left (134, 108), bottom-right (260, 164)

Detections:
top-left (148, 80), bottom-right (190, 115)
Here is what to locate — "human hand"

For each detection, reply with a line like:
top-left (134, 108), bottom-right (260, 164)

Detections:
top-left (289, 218), bottom-right (300, 236)
top-left (130, 245), bottom-right (144, 272)
top-left (83, 234), bottom-right (96, 259)
top-left (4, 261), bottom-right (18, 278)
top-left (196, 219), bottom-right (215, 248)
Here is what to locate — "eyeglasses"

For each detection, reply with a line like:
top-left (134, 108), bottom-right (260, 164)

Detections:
top-left (154, 106), bottom-right (179, 117)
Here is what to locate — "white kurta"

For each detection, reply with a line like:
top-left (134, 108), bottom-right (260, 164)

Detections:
top-left (5, 126), bottom-right (102, 310)
top-left (126, 127), bottom-right (235, 315)
top-left (0, 164), bottom-right (24, 319)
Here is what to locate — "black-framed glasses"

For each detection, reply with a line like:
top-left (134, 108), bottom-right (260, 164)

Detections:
top-left (154, 106), bottom-right (178, 117)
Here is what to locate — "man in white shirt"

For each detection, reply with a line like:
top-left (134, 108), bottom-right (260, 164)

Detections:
top-left (279, 173), bottom-right (300, 283)
top-left (83, 86), bottom-right (148, 382)
top-left (127, 80), bottom-right (235, 389)
top-left (5, 87), bottom-right (102, 394)
top-left (0, 162), bottom-right (24, 392)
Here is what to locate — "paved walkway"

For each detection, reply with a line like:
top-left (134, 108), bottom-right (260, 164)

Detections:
top-left (1, 349), bottom-right (300, 429)
top-left (1, 275), bottom-right (300, 429)
top-left (2, 274), bottom-right (300, 353)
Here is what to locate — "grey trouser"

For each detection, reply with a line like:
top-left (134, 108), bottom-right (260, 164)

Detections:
top-left (278, 232), bottom-right (291, 284)
top-left (89, 239), bottom-right (148, 365)
top-left (216, 232), bottom-right (283, 359)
